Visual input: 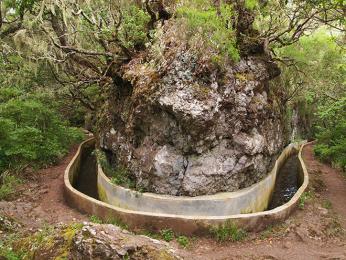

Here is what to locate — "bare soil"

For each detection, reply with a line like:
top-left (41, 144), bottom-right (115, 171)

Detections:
top-left (1, 142), bottom-right (346, 259)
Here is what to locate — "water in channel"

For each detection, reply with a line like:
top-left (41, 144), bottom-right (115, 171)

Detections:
top-left (73, 146), bottom-right (99, 200)
top-left (268, 155), bottom-right (300, 210)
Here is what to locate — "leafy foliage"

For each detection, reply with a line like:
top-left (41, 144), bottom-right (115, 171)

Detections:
top-left (95, 149), bottom-right (136, 189)
top-left (276, 30), bottom-right (345, 170)
top-left (160, 229), bottom-right (175, 242)
top-left (0, 88), bottom-right (83, 171)
top-left (314, 98), bottom-right (346, 171)
top-left (177, 0), bottom-right (239, 62)
top-left (177, 235), bottom-right (190, 248)
top-left (118, 5), bottom-right (151, 49)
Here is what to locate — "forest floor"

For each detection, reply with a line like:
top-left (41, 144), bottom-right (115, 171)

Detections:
top-left (1, 143), bottom-right (346, 260)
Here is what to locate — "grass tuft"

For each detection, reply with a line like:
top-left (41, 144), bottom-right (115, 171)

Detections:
top-left (210, 221), bottom-right (247, 242)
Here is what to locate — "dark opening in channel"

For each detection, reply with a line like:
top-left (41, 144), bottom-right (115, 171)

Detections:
top-left (73, 146), bottom-right (99, 200)
top-left (268, 155), bottom-right (301, 210)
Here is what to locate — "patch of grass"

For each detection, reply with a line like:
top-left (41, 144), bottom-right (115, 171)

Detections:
top-left (104, 217), bottom-right (129, 230)
top-left (210, 221), bottom-right (247, 242)
top-left (89, 215), bottom-right (129, 229)
top-left (322, 200), bottom-right (332, 209)
top-left (176, 235), bottom-right (189, 248)
top-left (259, 223), bottom-right (288, 240)
top-left (138, 230), bottom-right (162, 240)
top-left (160, 229), bottom-right (174, 242)
top-left (0, 173), bottom-right (22, 200)
top-left (138, 229), bottom-right (193, 247)
top-left (260, 225), bottom-right (274, 239)
top-left (89, 215), bottom-right (103, 224)
top-left (298, 191), bottom-right (314, 209)
top-left (0, 233), bottom-right (25, 260)
top-left (325, 217), bottom-right (344, 237)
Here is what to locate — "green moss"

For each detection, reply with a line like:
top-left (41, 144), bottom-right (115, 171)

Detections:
top-left (245, 0), bottom-right (258, 10)
top-left (192, 83), bottom-right (210, 100)
top-left (240, 208), bottom-right (253, 214)
top-left (97, 183), bottom-right (108, 203)
top-left (235, 72), bottom-right (256, 82)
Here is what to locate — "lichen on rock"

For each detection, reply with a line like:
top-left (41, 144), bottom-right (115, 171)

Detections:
top-left (9, 223), bottom-right (180, 260)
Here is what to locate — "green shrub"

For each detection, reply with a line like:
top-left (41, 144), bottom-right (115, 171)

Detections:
top-left (0, 97), bottom-right (83, 171)
top-left (110, 166), bottom-right (136, 189)
top-left (298, 191), bottom-right (313, 209)
top-left (314, 97), bottom-right (346, 171)
top-left (210, 221), bottom-right (247, 242)
top-left (160, 229), bottom-right (174, 242)
top-left (95, 149), bottom-right (136, 189)
top-left (118, 4), bottom-right (150, 49)
top-left (177, 235), bottom-right (189, 248)
top-left (0, 173), bottom-right (22, 200)
top-left (177, 1), bottom-right (239, 62)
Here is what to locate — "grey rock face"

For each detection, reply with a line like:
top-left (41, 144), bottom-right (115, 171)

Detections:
top-left (99, 37), bottom-right (286, 196)
top-left (71, 223), bottom-right (180, 260)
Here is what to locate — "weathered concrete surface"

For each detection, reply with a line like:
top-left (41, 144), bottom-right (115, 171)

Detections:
top-left (64, 139), bottom-right (309, 235)
top-left (97, 143), bottom-right (300, 216)
top-left (98, 22), bottom-right (286, 196)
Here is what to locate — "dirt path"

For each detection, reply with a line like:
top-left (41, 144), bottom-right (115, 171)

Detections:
top-left (303, 143), bottom-right (346, 229)
top-left (0, 145), bottom-right (87, 230)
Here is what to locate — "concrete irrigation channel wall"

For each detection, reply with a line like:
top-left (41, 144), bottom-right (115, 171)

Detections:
top-left (98, 143), bottom-right (300, 216)
top-left (64, 138), bottom-right (310, 235)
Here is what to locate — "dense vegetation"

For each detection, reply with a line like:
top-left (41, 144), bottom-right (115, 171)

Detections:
top-left (276, 30), bottom-right (346, 170)
top-left (0, 53), bottom-right (84, 199)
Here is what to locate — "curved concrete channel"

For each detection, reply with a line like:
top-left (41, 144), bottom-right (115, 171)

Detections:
top-left (97, 143), bottom-right (301, 216)
top-left (64, 138), bottom-right (309, 235)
